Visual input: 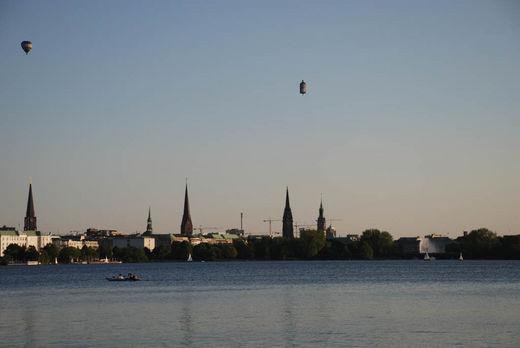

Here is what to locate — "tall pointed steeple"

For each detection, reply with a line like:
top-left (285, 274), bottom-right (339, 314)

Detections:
top-left (282, 187), bottom-right (294, 239)
top-left (144, 207), bottom-right (153, 235)
top-left (317, 197), bottom-right (326, 234)
top-left (180, 183), bottom-right (193, 236)
top-left (24, 181), bottom-right (37, 231)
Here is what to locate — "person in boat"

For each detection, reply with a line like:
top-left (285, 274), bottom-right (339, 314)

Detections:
top-left (127, 273), bottom-right (139, 281)
top-left (118, 274), bottom-right (124, 280)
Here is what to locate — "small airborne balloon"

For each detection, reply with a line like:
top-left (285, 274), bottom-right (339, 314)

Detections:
top-left (299, 80), bottom-right (307, 95)
top-left (21, 41), bottom-right (32, 55)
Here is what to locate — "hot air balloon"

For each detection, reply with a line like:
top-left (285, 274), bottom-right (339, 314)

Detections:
top-left (21, 41), bottom-right (32, 55)
top-left (299, 80), bottom-right (307, 95)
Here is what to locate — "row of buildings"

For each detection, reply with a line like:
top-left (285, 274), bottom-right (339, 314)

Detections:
top-left (0, 183), bottom-right (243, 256)
top-left (1, 182), bottom-right (456, 258)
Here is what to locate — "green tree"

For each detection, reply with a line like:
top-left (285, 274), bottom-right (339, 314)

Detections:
top-left (270, 237), bottom-right (296, 260)
top-left (193, 243), bottom-right (220, 261)
top-left (358, 241), bottom-right (374, 260)
top-left (43, 244), bottom-right (59, 262)
top-left (360, 229), bottom-right (394, 258)
top-left (58, 247), bottom-right (81, 264)
top-left (151, 245), bottom-right (171, 261)
top-left (80, 246), bottom-right (99, 262)
top-left (98, 243), bottom-right (113, 259)
top-left (39, 250), bottom-right (50, 264)
top-left (252, 237), bottom-right (272, 260)
top-left (4, 244), bottom-right (25, 262)
top-left (25, 246), bottom-right (39, 261)
top-left (218, 243), bottom-right (238, 259)
top-left (233, 239), bottom-right (255, 259)
top-left (115, 247), bottom-right (149, 263)
top-left (298, 230), bottom-right (326, 259)
top-left (463, 228), bottom-right (500, 259)
top-left (500, 235), bottom-right (520, 259)
top-left (171, 241), bottom-right (193, 260)
top-left (319, 240), bottom-right (352, 260)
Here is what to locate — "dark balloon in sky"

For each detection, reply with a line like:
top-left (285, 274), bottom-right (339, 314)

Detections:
top-left (21, 41), bottom-right (32, 55)
top-left (299, 80), bottom-right (307, 95)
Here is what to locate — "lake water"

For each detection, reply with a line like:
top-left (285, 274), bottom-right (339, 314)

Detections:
top-left (0, 260), bottom-right (519, 347)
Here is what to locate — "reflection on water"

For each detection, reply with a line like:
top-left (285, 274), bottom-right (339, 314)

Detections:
top-left (282, 286), bottom-right (296, 347)
top-left (22, 304), bottom-right (35, 348)
top-left (181, 293), bottom-right (193, 347)
top-left (0, 261), bottom-right (519, 348)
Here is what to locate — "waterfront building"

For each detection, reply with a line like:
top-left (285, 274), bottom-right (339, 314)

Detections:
top-left (395, 235), bottom-right (453, 257)
top-left (326, 225), bottom-right (336, 239)
top-left (85, 228), bottom-right (122, 238)
top-left (334, 234), bottom-right (360, 244)
top-left (153, 233), bottom-right (176, 247)
top-left (317, 199), bottom-right (326, 234)
top-left (419, 234), bottom-right (452, 254)
top-left (282, 187), bottom-right (294, 239)
top-left (205, 232), bottom-right (239, 244)
top-left (24, 182), bottom-right (37, 231)
top-left (143, 207), bottom-right (153, 236)
top-left (395, 237), bottom-right (421, 255)
top-left (180, 184), bottom-right (193, 236)
top-left (109, 236), bottom-right (155, 250)
top-left (53, 234), bottom-right (99, 250)
top-left (0, 228), bottom-right (53, 256)
top-left (226, 228), bottom-right (244, 237)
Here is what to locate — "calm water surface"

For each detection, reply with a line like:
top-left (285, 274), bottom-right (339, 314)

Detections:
top-left (0, 260), bottom-right (519, 347)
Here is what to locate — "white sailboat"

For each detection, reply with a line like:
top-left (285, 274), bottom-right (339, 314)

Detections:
top-left (187, 253), bottom-right (193, 262)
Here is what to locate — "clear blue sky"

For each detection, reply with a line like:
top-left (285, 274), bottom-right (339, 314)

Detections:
top-left (1, 0), bottom-right (519, 237)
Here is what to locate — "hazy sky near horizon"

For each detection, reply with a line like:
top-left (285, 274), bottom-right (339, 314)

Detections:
top-left (1, 0), bottom-right (519, 238)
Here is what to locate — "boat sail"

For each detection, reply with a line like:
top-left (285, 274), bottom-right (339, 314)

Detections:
top-left (187, 253), bottom-right (193, 262)
top-left (424, 251), bottom-right (430, 261)
top-left (459, 252), bottom-right (463, 261)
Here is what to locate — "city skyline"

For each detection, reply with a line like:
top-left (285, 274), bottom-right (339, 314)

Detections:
top-left (1, 179), bottom-right (516, 238)
top-left (1, 1), bottom-right (519, 237)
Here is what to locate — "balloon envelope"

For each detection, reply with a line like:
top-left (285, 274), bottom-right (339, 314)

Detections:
top-left (299, 80), bottom-right (307, 94)
top-left (21, 41), bottom-right (32, 55)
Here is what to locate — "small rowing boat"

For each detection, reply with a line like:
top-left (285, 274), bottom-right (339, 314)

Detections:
top-left (106, 273), bottom-right (140, 281)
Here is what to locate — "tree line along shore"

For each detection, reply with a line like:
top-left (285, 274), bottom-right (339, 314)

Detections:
top-left (1, 228), bottom-right (519, 265)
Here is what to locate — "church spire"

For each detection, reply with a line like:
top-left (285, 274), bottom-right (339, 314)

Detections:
top-left (180, 183), bottom-right (193, 236)
top-left (317, 196), bottom-right (326, 234)
top-left (144, 207), bottom-right (153, 235)
top-left (24, 181), bottom-right (37, 231)
top-left (282, 187), bottom-right (294, 239)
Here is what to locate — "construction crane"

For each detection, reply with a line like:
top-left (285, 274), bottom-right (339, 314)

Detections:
top-left (262, 218), bottom-right (281, 237)
top-left (315, 218), bottom-right (341, 224)
top-left (294, 221), bottom-right (315, 229)
top-left (293, 222), bottom-right (315, 238)
top-left (194, 226), bottom-right (224, 235)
